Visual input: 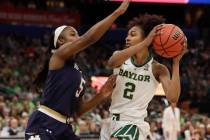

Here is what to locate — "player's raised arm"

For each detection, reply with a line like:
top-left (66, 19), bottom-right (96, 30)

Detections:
top-left (108, 25), bottom-right (162, 68)
top-left (158, 45), bottom-right (187, 103)
top-left (54, 0), bottom-right (130, 61)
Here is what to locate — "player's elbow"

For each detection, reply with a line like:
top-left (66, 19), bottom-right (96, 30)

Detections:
top-left (167, 94), bottom-right (179, 103)
top-left (165, 84), bottom-right (180, 103)
top-left (169, 98), bottom-right (178, 104)
top-left (165, 90), bottom-right (180, 103)
top-left (107, 59), bottom-right (117, 69)
top-left (108, 56), bottom-right (122, 69)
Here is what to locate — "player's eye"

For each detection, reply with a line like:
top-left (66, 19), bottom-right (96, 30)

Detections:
top-left (130, 31), bottom-right (136, 36)
top-left (70, 32), bottom-right (76, 36)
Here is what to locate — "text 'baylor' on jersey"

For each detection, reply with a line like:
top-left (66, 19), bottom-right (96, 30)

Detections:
top-left (110, 55), bottom-right (159, 118)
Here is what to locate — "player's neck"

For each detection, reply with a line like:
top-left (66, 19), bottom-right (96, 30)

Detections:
top-left (133, 49), bottom-right (150, 65)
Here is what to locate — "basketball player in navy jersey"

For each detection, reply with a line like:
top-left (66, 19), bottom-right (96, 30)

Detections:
top-left (25, 0), bottom-right (130, 140)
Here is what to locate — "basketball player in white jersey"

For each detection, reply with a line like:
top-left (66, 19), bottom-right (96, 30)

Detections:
top-left (100, 14), bottom-right (187, 140)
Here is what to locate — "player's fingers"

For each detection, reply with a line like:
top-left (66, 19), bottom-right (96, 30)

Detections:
top-left (184, 36), bottom-right (188, 47)
top-left (155, 24), bottom-right (165, 31)
top-left (184, 36), bottom-right (188, 41)
top-left (178, 46), bottom-right (188, 58)
top-left (120, 0), bottom-right (130, 8)
top-left (152, 24), bottom-right (164, 36)
top-left (155, 31), bottom-right (163, 36)
top-left (149, 27), bottom-right (157, 36)
top-left (115, 0), bottom-right (130, 15)
top-left (123, 0), bottom-right (131, 4)
top-left (183, 48), bottom-right (189, 55)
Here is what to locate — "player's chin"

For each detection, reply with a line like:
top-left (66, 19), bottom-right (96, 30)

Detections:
top-left (63, 41), bottom-right (73, 46)
top-left (125, 44), bottom-right (131, 48)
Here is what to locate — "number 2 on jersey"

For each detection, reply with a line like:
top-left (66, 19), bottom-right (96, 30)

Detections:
top-left (123, 82), bottom-right (135, 100)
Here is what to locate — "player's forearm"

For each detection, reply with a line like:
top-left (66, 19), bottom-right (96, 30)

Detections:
top-left (55, 12), bottom-right (121, 60)
top-left (83, 12), bottom-right (120, 45)
top-left (76, 75), bottom-right (116, 117)
top-left (108, 42), bottom-right (148, 68)
top-left (168, 62), bottom-right (180, 103)
top-left (76, 93), bottom-right (106, 117)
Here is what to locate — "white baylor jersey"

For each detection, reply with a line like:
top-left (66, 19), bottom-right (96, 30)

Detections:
top-left (110, 55), bottom-right (159, 121)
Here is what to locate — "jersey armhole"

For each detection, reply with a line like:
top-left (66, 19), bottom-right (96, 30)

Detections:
top-left (113, 67), bottom-right (120, 75)
top-left (150, 60), bottom-right (160, 84)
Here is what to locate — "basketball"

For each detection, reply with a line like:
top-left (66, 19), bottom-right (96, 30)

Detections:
top-left (152, 24), bottom-right (186, 58)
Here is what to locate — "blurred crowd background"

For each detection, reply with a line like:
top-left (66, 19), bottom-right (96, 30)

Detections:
top-left (0, 0), bottom-right (210, 139)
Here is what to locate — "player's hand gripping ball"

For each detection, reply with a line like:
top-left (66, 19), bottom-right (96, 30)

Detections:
top-left (153, 24), bottom-right (187, 58)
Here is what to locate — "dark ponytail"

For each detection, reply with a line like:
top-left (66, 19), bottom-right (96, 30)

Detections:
top-left (33, 32), bottom-right (55, 92)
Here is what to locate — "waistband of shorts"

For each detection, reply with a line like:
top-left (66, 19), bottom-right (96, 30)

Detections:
top-left (111, 113), bottom-right (145, 122)
top-left (38, 105), bottom-right (73, 124)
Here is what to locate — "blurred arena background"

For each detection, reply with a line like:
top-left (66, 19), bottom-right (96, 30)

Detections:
top-left (0, 0), bottom-right (210, 139)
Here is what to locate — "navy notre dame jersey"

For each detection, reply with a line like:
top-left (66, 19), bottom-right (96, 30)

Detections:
top-left (40, 60), bottom-right (85, 117)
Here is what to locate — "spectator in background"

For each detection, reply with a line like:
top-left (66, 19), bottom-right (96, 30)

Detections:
top-left (19, 112), bottom-right (29, 136)
top-left (162, 103), bottom-right (181, 140)
top-left (22, 94), bottom-right (35, 114)
top-left (1, 107), bottom-right (10, 126)
top-left (150, 121), bottom-right (162, 140)
top-left (78, 118), bottom-right (89, 135)
top-left (100, 117), bottom-right (111, 140)
top-left (0, 118), bottom-right (3, 133)
top-left (0, 117), bottom-right (20, 136)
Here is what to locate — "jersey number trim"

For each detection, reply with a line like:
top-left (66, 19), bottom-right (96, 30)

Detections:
top-left (29, 135), bottom-right (41, 140)
top-left (123, 82), bottom-right (135, 100)
top-left (75, 78), bottom-right (85, 98)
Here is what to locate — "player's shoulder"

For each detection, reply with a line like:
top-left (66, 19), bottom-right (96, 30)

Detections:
top-left (112, 50), bottom-right (120, 56)
top-left (152, 60), bottom-right (169, 78)
top-left (152, 60), bottom-right (168, 72)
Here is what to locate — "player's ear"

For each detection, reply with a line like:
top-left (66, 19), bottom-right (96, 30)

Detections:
top-left (57, 37), bottom-right (65, 47)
